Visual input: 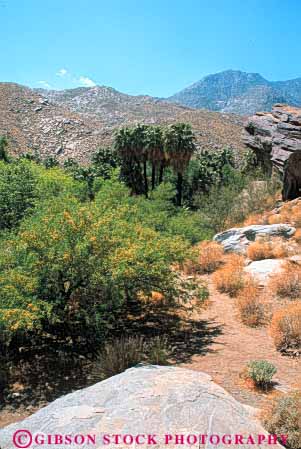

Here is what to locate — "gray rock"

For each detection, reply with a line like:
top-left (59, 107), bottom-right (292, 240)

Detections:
top-left (0, 366), bottom-right (282, 449)
top-left (244, 105), bottom-right (301, 200)
top-left (55, 146), bottom-right (63, 155)
top-left (39, 98), bottom-right (49, 105)
top-left (244, 259), bottom-right (284, 285)
top-left (288, 254), bottom-right (301, 265)
top-left (214, 224), bottom-right (295, 254)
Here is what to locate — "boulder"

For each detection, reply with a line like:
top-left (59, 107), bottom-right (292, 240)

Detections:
top-left (244, 104), bottom-right (301, 200)
top-left (288, 254), bottom-right (301, 266)
top-left (0, 365), bottom-right (282, 449)
top-left (214, 223), bottom-right (295, 254)
top-left (244, 259), bottom-right (284, 285)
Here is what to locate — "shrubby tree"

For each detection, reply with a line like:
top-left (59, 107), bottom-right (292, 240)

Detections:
top-left (0, 159), bottom-right (87, 231)
top-left (91, 147), bottom-right (119, 179)
top-left (0, 178), bottom-right (191, 355)
top-left (0, 160), bottom-right (37, 230)
top-left (182, 148), bottom-right (235, 204)
top-left (43, 155), bottom-right (60, 169)
top-left (195, 164), bottom-right (279, 232)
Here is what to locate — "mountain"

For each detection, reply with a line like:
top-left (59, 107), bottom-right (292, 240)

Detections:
top-left (167, 70), bottom-right (301, 115)
top-left (0, 82), bottom-right (245, 162)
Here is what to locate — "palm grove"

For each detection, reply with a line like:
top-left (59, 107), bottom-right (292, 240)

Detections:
top-left (115, 123), bottom-right (196, 205)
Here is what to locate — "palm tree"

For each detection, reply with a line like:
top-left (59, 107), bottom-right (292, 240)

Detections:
top-left (146, 125), bottom-right (165, 190)
top-left (114, 126), bottom-right (147, 196)
top-left (163, 123), bottom-right (196, 206)
top-left (115, 127), bottom-right (141, 195)
top-left (131, 124), bottom-right (149, 197)
top-left (0, 136), bottom-right (9, 162)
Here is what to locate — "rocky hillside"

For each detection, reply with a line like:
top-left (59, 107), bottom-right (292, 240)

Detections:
top-left (168, 70), bottom-right (301, 115)
top-left (0, 82), bottom-right (245, 162)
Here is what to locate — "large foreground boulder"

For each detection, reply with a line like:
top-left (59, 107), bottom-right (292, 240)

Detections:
top-left (0, 366), bottom-right (282, 449)
top-left (214, 223), bottom-right (295, 253)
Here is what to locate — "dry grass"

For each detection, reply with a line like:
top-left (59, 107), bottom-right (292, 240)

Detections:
top-left (269, 302), bottom-right (301, 352)
top-left (290, 204), bottom-right (301, 227)
top-left (236, 278), bottom-right (266, 327)
top-left (247, 237), bottom-right (289, 261)
top-left (267, 214), bottom-right (283, 225)
top-left (267, 201), bottom-right (301, 228)
top-left (272, 242), bottom-right (289, 259)
top-left (212, 254), bottom-right (246, 297)
top-left (262, 391), bottom-right (301, 449)
top-left (197, 241), bottom-right (224, 273)
top-left (243, 213), bottom-right (268, 226)
top-left (247, 239), bottom-right (274, 260)
top-left (96, 335), bottom-right (171, 379)
top-left (268, 262), bottom-right (301, 299)
top-left (293, 228), bottom-right (301, 244)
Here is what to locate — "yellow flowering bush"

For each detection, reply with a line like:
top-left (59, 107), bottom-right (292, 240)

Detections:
top-left (0, 178), bottom-right (190, 353)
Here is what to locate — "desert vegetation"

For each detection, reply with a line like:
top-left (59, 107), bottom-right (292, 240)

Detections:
top-left (270, 303), bottom-right (301, 353)
top-left (269, 262), bottom-right (301, 300)
top-left (263, 392), bottom-right (301, 449)
top-left (236, 278), bottom-right (266, 327)
top-left (247, 237), bottom-right (289, 261)
top-left (243, 360), bottom-right (277, 389)
top-left (212, 254), bottom-right (246, 297)
top-left (1, 127), bottom-right (301, 443)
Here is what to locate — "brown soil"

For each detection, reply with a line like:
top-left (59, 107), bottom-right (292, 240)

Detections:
top-left (181, 275), bottom-right (301, 407)
top-left (0, 407), bottom-right (39, 428)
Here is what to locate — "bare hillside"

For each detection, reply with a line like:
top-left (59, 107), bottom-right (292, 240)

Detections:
top-left (0, 83), bottom-right (245, 162)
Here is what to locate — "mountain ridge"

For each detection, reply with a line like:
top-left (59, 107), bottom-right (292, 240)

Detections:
top-left (0, 82), bottom-right (245, 162)
top-left (167, 69), bottom-right (301, 115)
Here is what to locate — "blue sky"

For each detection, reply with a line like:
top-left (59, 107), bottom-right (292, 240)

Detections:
top-left (1, 0), bottom-right (301, 96)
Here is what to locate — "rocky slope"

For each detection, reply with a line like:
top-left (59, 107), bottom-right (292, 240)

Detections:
top-left (168, 70), bottom-right (301, 115)
top-left (244, 104), bottom-right (301, 200)
top-left (0, 365), bottom-right (280, 449)
top-left (0, 83), bottom-right (245, 162)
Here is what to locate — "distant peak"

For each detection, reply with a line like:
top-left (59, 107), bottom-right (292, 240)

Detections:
top-left (168, 69), bottom-right (301, 115)
top-left (202, 69), bottom-right (267, 81)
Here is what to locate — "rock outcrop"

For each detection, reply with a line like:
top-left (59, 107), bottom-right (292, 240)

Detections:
top-left (0, 365), bottom-right (281, 449)
top-left (244, 104), bottom-right (301, 200)
top-left (244, 259), bottom-right (284, 285)
top-left (214, 223), bottom-right (295, 254)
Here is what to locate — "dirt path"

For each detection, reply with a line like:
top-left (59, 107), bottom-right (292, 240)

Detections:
top-left (181, 275), bottom-right (301, 407)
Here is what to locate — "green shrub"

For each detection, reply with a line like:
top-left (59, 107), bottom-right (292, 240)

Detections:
top-left (246, 360), bottom-right (277, 388)
top-left (91, 147), bottom-right (119, 179)
top-left (183, 148), bottom-right (235, 204)
top-left (263, 392), bottom-right (301, 449)
top-left (195, 167), bottom-right (280, 232)
top-left (0, 160), bottom-right (37, 230)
